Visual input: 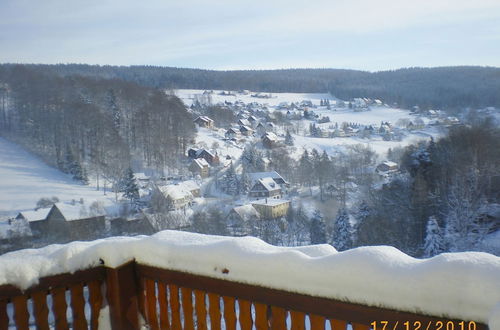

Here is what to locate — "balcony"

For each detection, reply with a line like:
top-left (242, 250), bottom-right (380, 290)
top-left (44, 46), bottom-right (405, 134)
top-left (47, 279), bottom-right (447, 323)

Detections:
top-left (0, 231), bottom-right (496, 329)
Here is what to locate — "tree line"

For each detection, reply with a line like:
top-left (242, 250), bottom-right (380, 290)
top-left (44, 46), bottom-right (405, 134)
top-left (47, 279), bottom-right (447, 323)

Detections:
top-left (2, 64), bottom-right (499, 111)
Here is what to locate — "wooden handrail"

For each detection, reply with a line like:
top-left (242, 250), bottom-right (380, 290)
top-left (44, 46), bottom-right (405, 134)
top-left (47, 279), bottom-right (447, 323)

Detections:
top-left (0, 261), bottom-right (490, 329)
top-left (136, 264), bottom-right (489, 329)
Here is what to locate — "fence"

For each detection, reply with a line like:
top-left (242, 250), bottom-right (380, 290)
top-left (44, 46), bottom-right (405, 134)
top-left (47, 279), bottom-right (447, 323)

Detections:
top-left (0, 261), bottom-right (488, 329)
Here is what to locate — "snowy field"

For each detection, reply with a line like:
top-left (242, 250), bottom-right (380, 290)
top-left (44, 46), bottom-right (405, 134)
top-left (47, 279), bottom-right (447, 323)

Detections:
top-left (177, 89), bottom-right (443, 158)
top-left (0, 138), bottom-right (116, 217)
top-left (175, 89), bottom-right (336, 107)
top-left (292, 128), bottom-right (441, 157)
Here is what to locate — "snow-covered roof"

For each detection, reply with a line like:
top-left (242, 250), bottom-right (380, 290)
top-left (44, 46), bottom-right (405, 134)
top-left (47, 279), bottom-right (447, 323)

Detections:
top-left (158, 185), bottom-right (192, 200)
top-left (182, 180), bottom-right (200, 192)
top-left (253, 177), bottom-right (280, 192)
top-left (248, 171), bottom-right (286, 184)
top-left (17, 208), bottom-right (51, 222)
top-left (53, 203), bottom-right (105, 221)
top-left (194, 116), bottom-right (214, 123)
top-left (0, 230), bottom-right (498, 326)
top-left (262, 132), bottom-right (278, 141)
top-left (231, 205), bottom-right (260, 221)
top-left (158, 181), bottom-right (199, 200)
top-left (238, 119), bottom-right (251, 127)
top-left (382, 161), bottom-right (398, 167)
top-left (252, 199), bottom-right (290, 206)
top-left (193, 158), bottom-right (209, 168)
top-left (240, 125), bottom-right (253, 132)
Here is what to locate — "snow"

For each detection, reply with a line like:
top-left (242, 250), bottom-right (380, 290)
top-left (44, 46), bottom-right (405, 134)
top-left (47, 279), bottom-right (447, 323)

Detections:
top-left (0, 138), bottom-right (117, 217)
top-left (248, 171), bottom-right (286, 184)
top-left (54, 202), bottom-right (105, 221)
top-left (0, 231), bottom-right (498, 325)
top-left (176, 89), bottom-right (335, 107)
top-left (17, 208), bottom-right (51, 222)
top-left (251, 199), bottom-right (290, 206)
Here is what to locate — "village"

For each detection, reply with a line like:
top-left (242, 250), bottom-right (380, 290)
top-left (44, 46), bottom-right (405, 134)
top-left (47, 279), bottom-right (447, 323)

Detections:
top-left (0, 88), bottom-right (467, 253)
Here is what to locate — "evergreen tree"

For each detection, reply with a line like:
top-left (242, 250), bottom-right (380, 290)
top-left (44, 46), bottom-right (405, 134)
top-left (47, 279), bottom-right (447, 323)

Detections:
top-left (122, 167), bottom-right (140, 204)
top-left (222, 163), bottom-right (239, 196)
top-left (332, 208), bottom-right (353, 251)
top-left (285, 129), bottom-right (294, 146)
top-left (423, 216), bottom-right (444, 257)
top-left (239, 169), bottom-right (251, 194)
top-left (309, 210), bottom-right (327, 244)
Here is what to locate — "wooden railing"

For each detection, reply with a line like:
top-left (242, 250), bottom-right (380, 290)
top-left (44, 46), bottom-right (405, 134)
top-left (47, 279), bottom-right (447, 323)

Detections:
top-left (0, 261), bottom-right (489, 329)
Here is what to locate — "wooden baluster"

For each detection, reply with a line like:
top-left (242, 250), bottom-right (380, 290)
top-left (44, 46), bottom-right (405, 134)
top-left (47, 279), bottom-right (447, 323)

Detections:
top-left (254, 302), bottom-right (268, 330)
top-left (181, 287), bottom-right (194, 330)
top-left (222, 296), bottom-right (237, 330)
top-left (352, 323), bottom-right (371, 330)
top-left (238, 299), bottom-right (253, 330)
top-left (12, 295), bottom-right (29, 329)
top-left (194, 290), bottom-right (207, 330)
top-left (70, 283), bottom-right (88, 330)
top-left (51, 287), bottom-right (69, 330)
top-left (310, 314), bottom-right (325, 330)
top-left (145, 279), bottom-right (159, 330)
top-left (0, 300), bottom-right (9, 329)
top-left (169, 284), bottom-right (182, 330)
top-left (329, 319), bottom-right (347, 330)
top-left (157, 282), bottom-right (170, 329)
top-left (32, 291), bottom-right (49, 330)
top-left (270, 306), bottom-right (287, 329)
top-left (88, 281), bottom-right (102, 330)
top-left (208, 293), bottom-right (221, 330)
top-left (290, 310), bottom-right (305, 330)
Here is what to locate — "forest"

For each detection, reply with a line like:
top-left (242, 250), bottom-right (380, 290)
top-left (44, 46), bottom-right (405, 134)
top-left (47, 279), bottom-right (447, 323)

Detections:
top-left (1, 64), bottom-right (500, 111)
top-left (0, 65), bottom-right (195, 195)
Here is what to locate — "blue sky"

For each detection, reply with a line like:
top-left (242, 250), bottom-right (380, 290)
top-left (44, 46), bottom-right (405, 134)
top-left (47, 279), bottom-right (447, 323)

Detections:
top-left (1, 0), bottom-right (500, 71)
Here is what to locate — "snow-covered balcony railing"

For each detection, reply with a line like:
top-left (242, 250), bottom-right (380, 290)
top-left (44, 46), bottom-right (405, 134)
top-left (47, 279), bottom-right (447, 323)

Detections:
top-left (0, 231), bottom-right (498, 329)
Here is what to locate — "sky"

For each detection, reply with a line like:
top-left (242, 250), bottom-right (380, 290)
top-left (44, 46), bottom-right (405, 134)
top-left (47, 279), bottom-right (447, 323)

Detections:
top-left (1, 0), bottom-right (500, 71)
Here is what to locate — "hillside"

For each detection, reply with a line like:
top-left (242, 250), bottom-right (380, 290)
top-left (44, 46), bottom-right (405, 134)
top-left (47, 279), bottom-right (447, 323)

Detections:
top-left (0, 138), bottom-right (116, 216)
top-left (2, 64), bottom-right (500, 110)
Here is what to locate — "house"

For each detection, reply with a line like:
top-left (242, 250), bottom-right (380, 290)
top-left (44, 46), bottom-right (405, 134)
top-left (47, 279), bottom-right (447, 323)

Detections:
top-left (224, 127), bottom-right (240, 140)
top-left (153, 181), bottom-right (200, 211)
top-left (238, 119), bottom-right (251, 127)
top-left (226, 205), bottom-right (261, 236)
top-left (248, 116), bottom-right (258, 126)
top-left (248, 171), bottom-right (288, 188)
top-left (249, 177), bottom-right (282, 200)
top-left (15, 208), bottom-right (51, 237)
top-left (189, 158), bottom-right (210, 178)
top-left (194, 116), bottom-right (214, 129)
top-left (261, 132), bottom-right (279, 148)
top-left (187, 148), bottom-right (219, 165)
top-left (251, 199), bottom-right (290, 219)
top-left (239, 125), bottom-right (254, 136)
top-left (43, 203), bottom-right (106, 241)
top-left (376, 161), bottom-right (398, 173)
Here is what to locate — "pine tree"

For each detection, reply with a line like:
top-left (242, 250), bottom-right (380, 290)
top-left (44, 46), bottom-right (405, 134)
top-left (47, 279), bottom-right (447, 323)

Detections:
top-left (310, 210), bottom-right (327, 244)
top-left (332, 208), bottom-right (353, 251)
top-left (423, 216), bottom-right (444, 257)
top-left (240, 169), bottom-right (251, 194)
top-left (222, 163), bottom-right (239, 196)
top-left (122, 167), bottom-right (140, 204)
top-left (285, 129), bottom-right (294, 146)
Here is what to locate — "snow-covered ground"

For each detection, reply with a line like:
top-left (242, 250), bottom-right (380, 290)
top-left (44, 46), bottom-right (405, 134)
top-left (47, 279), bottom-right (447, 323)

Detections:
top-left (179, 89), bottom-right (443, 159)
top-left (0, 230), bottom-right (498, 326)
top-left (291, 128), bottom-right (441, 157)
top-left (175, 89), bottom-right (336, 107)
top-left (0, 138), bottom-right (116, 217)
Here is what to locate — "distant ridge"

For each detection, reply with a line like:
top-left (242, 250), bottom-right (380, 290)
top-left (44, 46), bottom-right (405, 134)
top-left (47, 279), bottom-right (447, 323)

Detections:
top-left (1, 64), bottom-right (500, 109)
